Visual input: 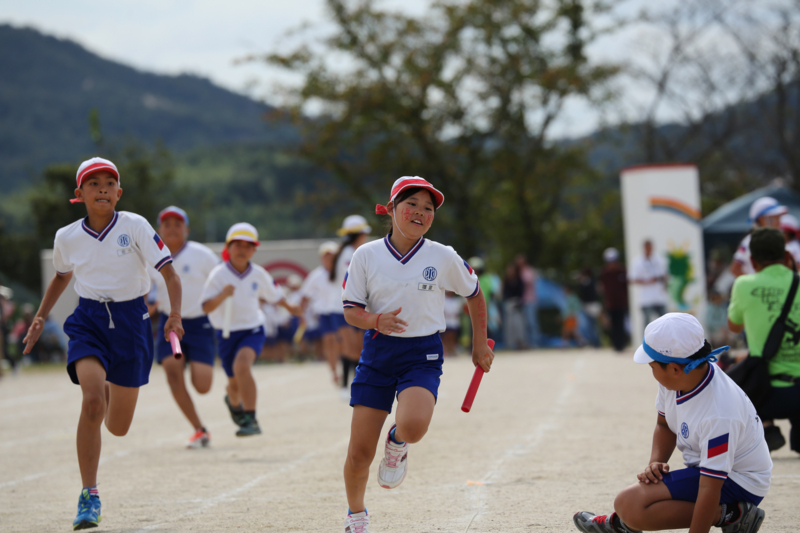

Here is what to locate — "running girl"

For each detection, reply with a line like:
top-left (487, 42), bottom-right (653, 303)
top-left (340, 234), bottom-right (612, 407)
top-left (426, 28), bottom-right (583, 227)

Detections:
top-left (150, 206), bottom-right (219, 448)
top-left (23, 157), bottom-right (184, 530)
top-left (331, 215), bottom-right (372, 392)
top-left (201, 223), bottom-right (301, 436)
top-left (300, 241), bottom-right (341, 383)
top-left (340, 177), bottom-right (494, 532)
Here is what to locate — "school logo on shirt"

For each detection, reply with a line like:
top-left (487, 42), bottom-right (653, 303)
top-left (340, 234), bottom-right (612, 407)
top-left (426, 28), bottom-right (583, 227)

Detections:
top-left (252, 282), bottom-right (258, 291)
top-left (117, 234), bottom-right (130, 247)
top-left (183, 265), bottom-right (190, 273)
top-left (423, 267), bottom-right (437, 281)
top-left (681, 422), bottom-right (689, 439)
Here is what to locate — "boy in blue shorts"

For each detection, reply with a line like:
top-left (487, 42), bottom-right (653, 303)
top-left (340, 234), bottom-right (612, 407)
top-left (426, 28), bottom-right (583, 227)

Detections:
top-left (150, 206), bottom-right (219, 448)
top-left (23, 157), bottom-right (184, 530)
top-left (573, 313), bottom-right (771, 533)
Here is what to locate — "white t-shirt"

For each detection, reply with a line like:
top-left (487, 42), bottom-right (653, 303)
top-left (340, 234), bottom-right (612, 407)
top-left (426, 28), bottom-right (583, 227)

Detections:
top-left (149, 241), bottom-right (219, 318)
top-left (733, 235), bottom-right (755, 275)
top-left (656, 363), bottom-right (772, 497)
top-left (630, 255), bottom-right (668, 306)
top-left (300, 266), bottom-right (341, 315)
top-left (342, 235), bottom-right (480, 337)
top-left (261, 302), bottom-right (280, 338)
top-left (787, 239), bottom-right (800, 266)
top-left (332, 244), bottom-right (356, 314)
top-left (201, 262), bottom-right (283, 331)
top-left (444, 295), bottom-right (464, 329)
top-left (53, 211), bottom-right (172, 302)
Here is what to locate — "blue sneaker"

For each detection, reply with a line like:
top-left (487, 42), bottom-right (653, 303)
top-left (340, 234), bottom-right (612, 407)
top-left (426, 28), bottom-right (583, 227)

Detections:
top-left (73, 489), bottom-right (101, 530)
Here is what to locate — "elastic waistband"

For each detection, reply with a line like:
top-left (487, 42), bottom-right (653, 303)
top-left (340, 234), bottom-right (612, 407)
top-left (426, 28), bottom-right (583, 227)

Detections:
top-left (367, 332), bottom-right (440, 345)
top-left (79, 296), bottom-right (146, 309)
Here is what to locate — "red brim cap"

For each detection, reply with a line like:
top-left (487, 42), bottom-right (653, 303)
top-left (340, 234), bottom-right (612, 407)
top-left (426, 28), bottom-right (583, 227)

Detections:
top-left (389, 177), bottom-right (444, 209)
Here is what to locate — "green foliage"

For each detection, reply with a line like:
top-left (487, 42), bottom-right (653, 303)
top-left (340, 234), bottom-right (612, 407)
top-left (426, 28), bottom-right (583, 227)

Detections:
top-left (265, 0), bottom-right (620, 268)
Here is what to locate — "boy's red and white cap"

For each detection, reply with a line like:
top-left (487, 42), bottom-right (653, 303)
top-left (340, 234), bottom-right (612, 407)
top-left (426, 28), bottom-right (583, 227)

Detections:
top-left (70, 157), bottom-right (120, 203)
top-left (781, 213), bottom-right (799, 232)
top-left (226, 222), bottom-right (259, 245)
top-left (337, 215), bottom-right (372, 236)
top-left (375, 176), bottom-right (444, 215)
top-left (158, 206), bottom-right (189, 225)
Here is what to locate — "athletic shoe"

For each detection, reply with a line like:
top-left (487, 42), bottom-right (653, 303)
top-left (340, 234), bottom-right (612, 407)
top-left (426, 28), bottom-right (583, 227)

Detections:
top-left (573, 511), bottom-right (633, 533)
top-left (764, 425), bottom-right (785, 452)
top-left (235, 414), bottom-right (262, 437)
top-left (224, 395), bottom-right (246, 427)
top-left (377, 423), bottom-right (408, 489)
top-left (344, 510), bottom-right (370, 533)
top-left (73, 489), bottom-right (101, 530)
top-left (186, 428), bottom-right (210, 449)
top-left (721, 502), bottom-right (765, 533)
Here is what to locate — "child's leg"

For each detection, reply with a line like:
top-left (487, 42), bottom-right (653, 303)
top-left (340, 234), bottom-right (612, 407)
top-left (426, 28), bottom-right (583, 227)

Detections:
top-left (232, 347), bottom-right (258, 411)
top-left (394, 387), bottom-right (435, 443)
top-left (162, 356), bottom-right (204, 430)
top-left (189, 361), bottom-right (213, 395)
top-left (614, 481), bottom-right (721, 531)
top-left (322, 332), bottom-right (339, 382)
top-left (75, 357), bottom-right (107, 488)
top-left (226, 377), bottom-right (241, 405)
top-left (105, 382), bottom-right (139, 437)
top-left (344, 405), bottom-right (388, 513)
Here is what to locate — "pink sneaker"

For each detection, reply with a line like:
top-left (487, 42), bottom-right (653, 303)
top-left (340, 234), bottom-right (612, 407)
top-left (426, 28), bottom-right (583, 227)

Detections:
top-left (186, 428), bottom-right (210, 449)
top-left (344, 510), bottom-right (370, 533)
top-left (377, 424), bottom-right (408, 489)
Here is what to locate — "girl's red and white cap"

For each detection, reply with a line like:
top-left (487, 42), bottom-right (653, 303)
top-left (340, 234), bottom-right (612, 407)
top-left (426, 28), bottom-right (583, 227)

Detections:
top-left (70, 157), bottom-right (120, 203)
top-left (226, 222), bottom-right (260, 245)
top-left (375, 176), bottom-right (444, 215)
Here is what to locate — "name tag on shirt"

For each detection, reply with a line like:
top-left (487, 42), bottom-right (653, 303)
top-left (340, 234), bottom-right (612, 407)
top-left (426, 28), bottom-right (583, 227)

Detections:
top-left (427, 354), bottom-right (439, 360)
top-left (117, 248), bottom-right (134, 257)
top-left (418, 283), bottom-right (436, 291)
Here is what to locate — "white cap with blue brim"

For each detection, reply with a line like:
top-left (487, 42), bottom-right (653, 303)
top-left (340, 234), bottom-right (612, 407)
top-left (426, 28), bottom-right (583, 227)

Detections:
top-left (634, 313), bottom-right (729, 374)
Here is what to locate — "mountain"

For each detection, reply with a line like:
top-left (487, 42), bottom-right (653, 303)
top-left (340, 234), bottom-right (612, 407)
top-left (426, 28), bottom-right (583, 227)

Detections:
top-left (0, 24), bottom-right (296, 192)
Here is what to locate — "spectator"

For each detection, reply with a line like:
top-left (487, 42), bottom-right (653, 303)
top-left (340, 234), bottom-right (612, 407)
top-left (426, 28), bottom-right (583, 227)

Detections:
top-left (561, 284), bottom-right (584, 347)
top-left (780, 213), bottom-right (800, 268)
top-left (599, 247), bottom-right (629, 352)
top-left (577, 267), bottom-right (602, 347)
top-left (516, 255), bottom-right (540, 348)
top-left (12, 304), bottom-right (40, 362)
top-left (731, 196), bottom-right (786, 277)
top-left (0, 285), bottom-right (11, 375)
top-left (470, 257), bottom-right (502, 343)
top-left (629, 239), bottom-right (668, 326)
top-left (728, 227), bottom-right (800, 454)
top-left (502, 262), bottom-right (527, 350)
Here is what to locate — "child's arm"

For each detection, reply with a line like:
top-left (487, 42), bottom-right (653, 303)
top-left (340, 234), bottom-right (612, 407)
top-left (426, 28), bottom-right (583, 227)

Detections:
top-left (22, 272), bottom-right (73, 353)
top-left (465, 286), bottom-right (494, 372)
top-left (638, 414), bottom-right (676, 484)
top-left (688, 476), bottom-right (724, 533)
top-left (344, 306), bottom-right (408, 334)
top-left (278, 299), bottom-right (303, 317)
top-left (202, 284), bottom-right (235, 314)
top-left (159, 263), bottom-right (184, 340)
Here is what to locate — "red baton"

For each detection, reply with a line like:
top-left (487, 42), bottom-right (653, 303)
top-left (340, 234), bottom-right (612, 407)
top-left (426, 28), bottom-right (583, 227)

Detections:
top-left (461, 339), bottom-right (494, 413)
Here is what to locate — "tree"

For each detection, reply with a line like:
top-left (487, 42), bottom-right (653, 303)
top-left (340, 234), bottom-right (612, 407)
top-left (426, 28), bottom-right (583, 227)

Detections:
top-left (261, 0), bottom-right (619, 265)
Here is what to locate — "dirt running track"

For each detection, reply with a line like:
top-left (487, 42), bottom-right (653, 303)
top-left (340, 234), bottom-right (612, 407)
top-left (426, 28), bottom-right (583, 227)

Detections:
top-left (1, 350), bottom-right (797, 532)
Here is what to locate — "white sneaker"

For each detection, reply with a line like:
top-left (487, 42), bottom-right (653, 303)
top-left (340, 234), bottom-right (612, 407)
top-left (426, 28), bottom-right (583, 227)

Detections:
top-left (377, 424), bottom-right (408, 489)
top-left (344, 510), bottom-right (370, 533)
top-left (186, 428), bottom-right (210, 449)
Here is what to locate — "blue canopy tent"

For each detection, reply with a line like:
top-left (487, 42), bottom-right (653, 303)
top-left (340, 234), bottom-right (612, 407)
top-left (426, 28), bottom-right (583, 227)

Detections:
top-left (702, 181), bottom-right (800, 256)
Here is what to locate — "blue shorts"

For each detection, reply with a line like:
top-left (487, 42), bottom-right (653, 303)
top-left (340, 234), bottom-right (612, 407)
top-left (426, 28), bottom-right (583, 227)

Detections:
top-left (216, 326), bottom-right (267, 377)
top-left (65, 297), bottom-right (153, 388)
top-left (318, 314), bottom-right (338, 335)
top-left (350, 332), bottom-right (443, 413)
top-left (663, 467), bottom-right (764, 506)
top-left (330, 313), bottom-right (349, 331)
top-left (155, 314), bottom-right (216, 365)
top-left (277, 317), bottom-right (299, 342)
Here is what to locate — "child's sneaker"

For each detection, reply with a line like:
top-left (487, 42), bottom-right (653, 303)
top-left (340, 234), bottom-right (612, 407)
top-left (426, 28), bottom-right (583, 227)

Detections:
top-left (344, 510), bottom-right (370, 533)
top-left (224, 395), bottom-right (245, 426)
top-left (186, 428), bottom-right (210, 449)
top-left (573, 511), bottom-right (633, 533)
top-left (235, 414), bottom-right (262, 437)
top-left (721, 502), bottom-right (765, 533)
top-left (73, 489), bottom-right (101, 530)
top-left (377, 423), bottom-right (408, 489)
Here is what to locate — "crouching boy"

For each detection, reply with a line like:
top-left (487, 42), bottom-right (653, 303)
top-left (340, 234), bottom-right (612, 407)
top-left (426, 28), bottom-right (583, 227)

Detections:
top-left (574, 313), bottom-right (771, 533)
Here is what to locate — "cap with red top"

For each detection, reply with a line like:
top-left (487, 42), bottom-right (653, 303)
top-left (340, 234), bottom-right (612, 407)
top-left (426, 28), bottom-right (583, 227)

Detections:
top-left (158, 206), bottom-right (189, 226)
top-left (375, 176), bottom-right (444, 215)
top-left (70, 157), bottom-right (120, 204)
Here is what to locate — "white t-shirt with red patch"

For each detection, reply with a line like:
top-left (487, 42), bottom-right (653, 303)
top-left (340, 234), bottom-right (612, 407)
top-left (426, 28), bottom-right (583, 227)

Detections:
top-left (341, 235), bottom-right (479, 338)
top-left (655, 363), bottom-right (772, 497)
top-left (149, 241), bottom-right (219, 318)
top-left (53, 211), bottom-right (172, 302)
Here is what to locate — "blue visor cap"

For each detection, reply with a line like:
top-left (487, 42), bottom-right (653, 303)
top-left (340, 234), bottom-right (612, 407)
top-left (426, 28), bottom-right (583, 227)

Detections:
top-left (639, 339), bottom-right (729, 374)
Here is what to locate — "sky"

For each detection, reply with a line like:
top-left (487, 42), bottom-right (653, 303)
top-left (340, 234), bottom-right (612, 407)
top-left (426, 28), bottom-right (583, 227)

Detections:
top-left (2, 0), bottom-right (679, 138)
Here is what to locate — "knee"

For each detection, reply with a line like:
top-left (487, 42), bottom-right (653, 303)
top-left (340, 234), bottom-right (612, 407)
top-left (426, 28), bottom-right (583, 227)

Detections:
top-left (613, 487), bottom-right (639, 528)
top-left (346, 444), bottom-right (376, 470)
top-left (397, 420), bottom-right (428, 444)
top-left (81, 392), bottom-right (106, 423)
top-left (193, 378), bottom-right (211, 395)
top-left (164, 366), bottom-right (182, 385)
top-left (105, 421), bottom-right (129, 437)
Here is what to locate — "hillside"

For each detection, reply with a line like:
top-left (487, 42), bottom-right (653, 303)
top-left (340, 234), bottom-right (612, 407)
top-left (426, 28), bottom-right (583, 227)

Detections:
top-left (0, 24), bottom-right (296, 192)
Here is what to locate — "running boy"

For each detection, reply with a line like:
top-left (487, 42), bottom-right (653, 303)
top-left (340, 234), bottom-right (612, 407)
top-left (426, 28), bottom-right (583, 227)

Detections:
top-left (150, 206), bottom-right (219, 448)
top-left (340, 176), bottom-right (494, 533)
top-left (573, 313), bottom-right (771, 533)
top-left (201, 223), bottom-right (301, 437)
top-left (23, 157), bottom-right (184, 530)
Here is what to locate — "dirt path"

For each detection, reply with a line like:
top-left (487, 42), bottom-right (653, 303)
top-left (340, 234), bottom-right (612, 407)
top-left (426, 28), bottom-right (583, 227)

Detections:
top-left (1, 350), bottom-right (797, 532)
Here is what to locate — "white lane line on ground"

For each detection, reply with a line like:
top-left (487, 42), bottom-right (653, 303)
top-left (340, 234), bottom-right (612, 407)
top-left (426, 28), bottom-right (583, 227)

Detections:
top-left (133, 437), bottom-right (350, 532)
top-left (463, 355), bottom-right (585, 533)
